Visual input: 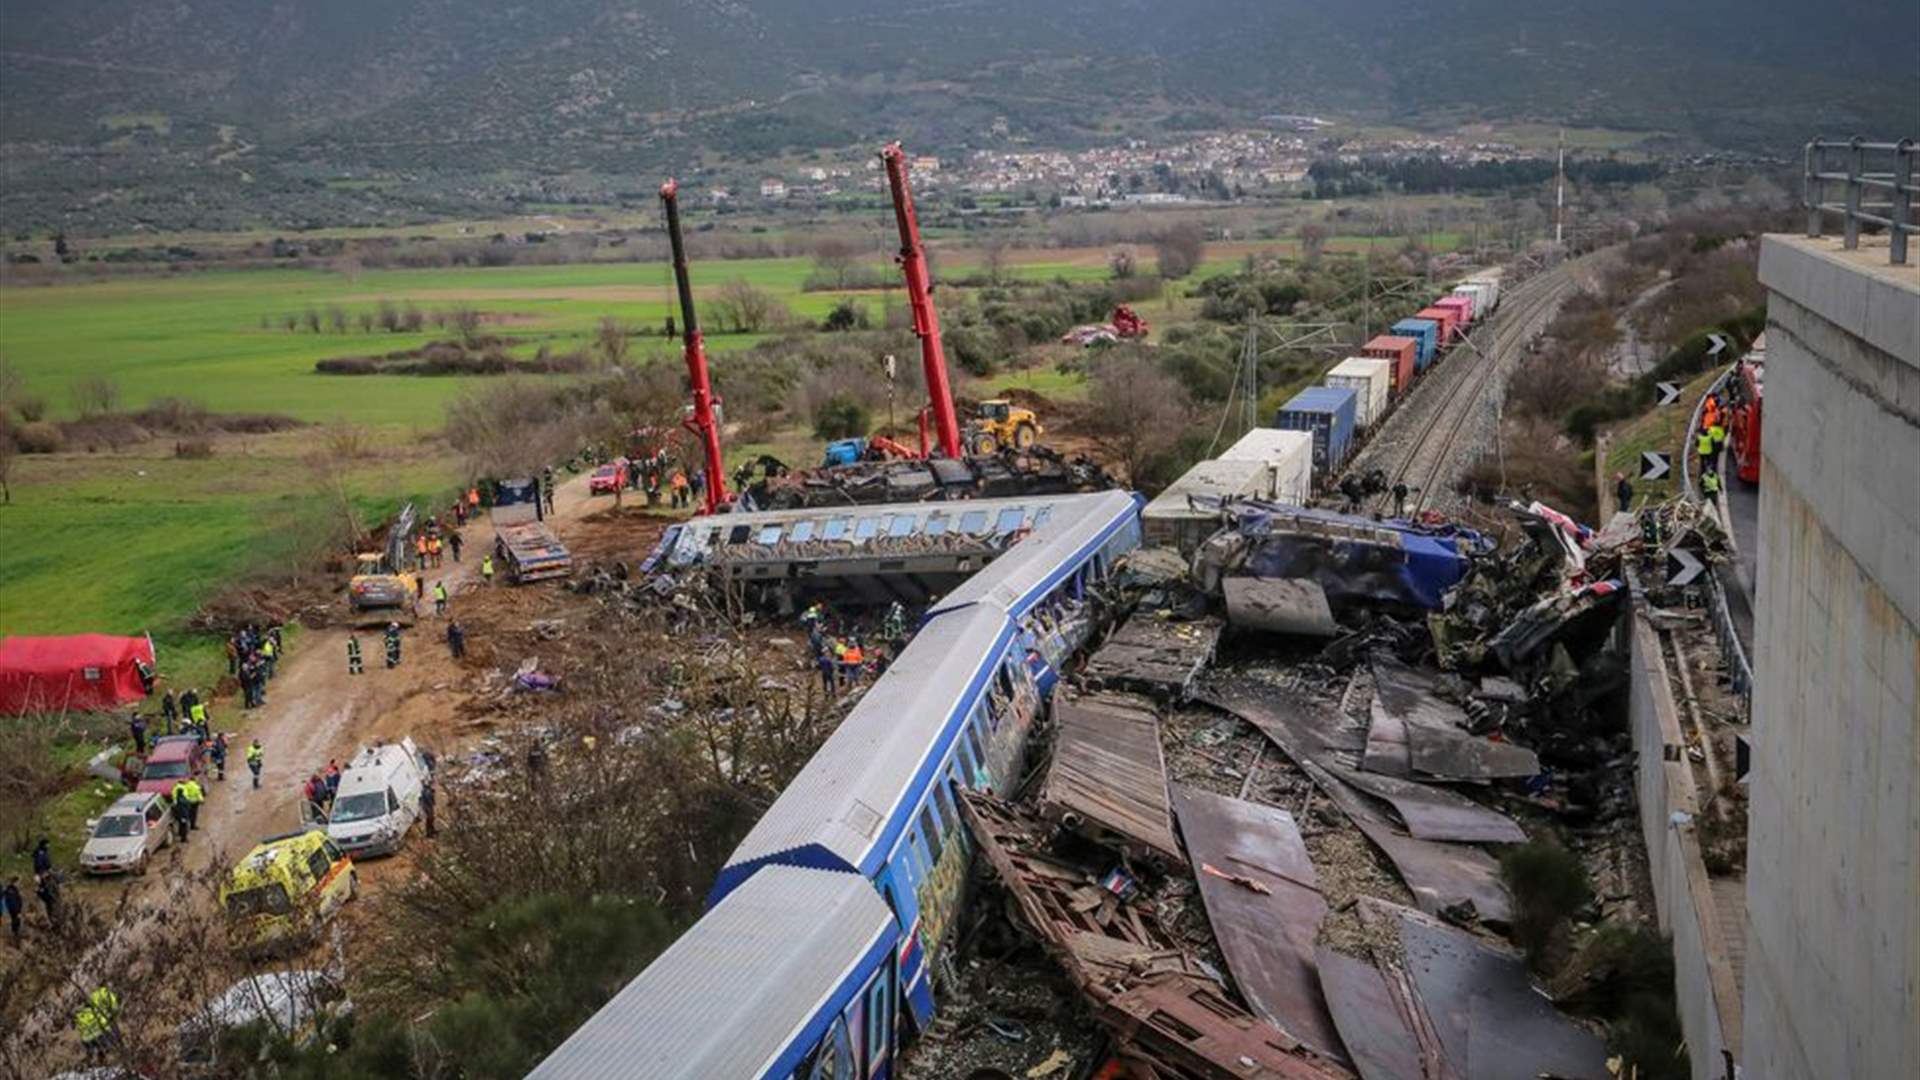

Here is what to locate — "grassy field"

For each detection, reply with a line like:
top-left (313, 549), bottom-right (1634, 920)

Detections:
top-left (1604, 368), bottom-right (1722, 507)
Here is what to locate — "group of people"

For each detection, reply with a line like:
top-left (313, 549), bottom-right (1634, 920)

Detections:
top-left (302, 759), bottom-right (344, 821)
top-left (4, 839), bottom-right (64, 945)
top-left (413, 525), bottom-right (460, 569)
top-left (802, 601), bottom-right (909, 695)
top-left (222, 624), bottom-right (283, 711)
top-left (1696, 393), bottom-right (1730, 495)
top-left (150, 685), bottom-right (210, 742)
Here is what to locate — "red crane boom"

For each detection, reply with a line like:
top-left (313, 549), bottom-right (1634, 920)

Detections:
top-left (660, 179), bottom-right (729, 514)
top-left (882, 144), bottom-right (963, 460)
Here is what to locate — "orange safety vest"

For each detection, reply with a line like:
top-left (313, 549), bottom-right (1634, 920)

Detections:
top-left (843, 645), bottom-right (865, 665)
top-left (467, 488), bottom-right (480, 506)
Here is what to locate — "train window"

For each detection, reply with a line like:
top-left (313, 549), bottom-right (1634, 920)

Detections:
top-left (995, 663), bottom-right (1015, 700)
top-left (956, 736), bottom-right (977, 781)
top-left (727, 524), bottom-right (752, 545)
top-left (965, 726), bottom-right (987, 778)
top-left (866, 972), bottom-right (890, 1064)
top-left (757, 525), bottom-right (783, 545)
top-left (926, 514), bottom-right (950, 536)
top-left (933, 776), bottom-right (959, 833)
top-left (805, 1016), bottom-right (855, 1080)
top-left (855, 517), bottom-right (881, 540)
top-left (823, 517), bottom-right (851, 540)
top-left (960, 510), bottom-right (990, 536)
top-left (1034, 505), bottom-right (1054, 528)
top-left (995, 507), bottom-right (1026, 534)
top-left (790, 520), bottom-right (817, 542)
top-left (889, 514), bottom-right (917, 538)
top-left (918, 806), bottom-right (944, 864)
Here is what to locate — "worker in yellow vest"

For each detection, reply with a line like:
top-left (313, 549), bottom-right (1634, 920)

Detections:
top-left (74, 984), bottom-right (119, 1059)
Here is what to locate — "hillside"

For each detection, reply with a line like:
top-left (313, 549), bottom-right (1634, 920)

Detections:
top-left (1, 0), bottom-right (1913, 232)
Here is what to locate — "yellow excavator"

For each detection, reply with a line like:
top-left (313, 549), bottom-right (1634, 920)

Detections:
top-left (966, 399), bottom-right (1042, 455)
top-left (347, 504), bottom-right (420, 626)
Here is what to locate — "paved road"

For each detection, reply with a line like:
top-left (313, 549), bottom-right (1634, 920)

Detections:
top-left (1724, 469), bottom-right (1760, 652)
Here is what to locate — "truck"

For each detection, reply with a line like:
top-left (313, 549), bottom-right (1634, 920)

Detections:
top-left (491, 479), bottom-right (571, 583)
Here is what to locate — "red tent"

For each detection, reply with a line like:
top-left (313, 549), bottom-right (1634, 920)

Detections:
top-left (0, 634), bottom-right (155, 716)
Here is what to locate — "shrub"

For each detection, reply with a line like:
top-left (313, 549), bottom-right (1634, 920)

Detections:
top-left (175, 437), bottom-right (215, 459)
top-left (14, 421), bottom-right (64, 453)
top-left (812, 395), bottom-right (870, 440)
top-left (1500, 840), bottom-right (1593, 969)
top-left (13, 394), bottom-right (46, 422)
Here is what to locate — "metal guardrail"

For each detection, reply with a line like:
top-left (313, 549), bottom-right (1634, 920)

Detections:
top-left (1679, 364), bottom-right (1755, 703)
top-left (1804, 137), bottom-right (1918, 265)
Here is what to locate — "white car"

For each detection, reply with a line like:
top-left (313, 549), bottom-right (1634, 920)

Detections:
top-left (80, 792), bottom-right (172, 875)
top-left (177, 969), bottom-right (351, 1066)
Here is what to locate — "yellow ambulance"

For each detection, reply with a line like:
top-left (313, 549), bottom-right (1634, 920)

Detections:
top-left (219, 829), bottom-right (357, 953)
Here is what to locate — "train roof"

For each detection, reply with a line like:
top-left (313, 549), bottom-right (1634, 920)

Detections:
top-left (925, 489), bottom-right (1143, 617)
top-left (527, 865), bottom-right (894, 1080)
top-left (713, 603), bottom-right (1015, 899)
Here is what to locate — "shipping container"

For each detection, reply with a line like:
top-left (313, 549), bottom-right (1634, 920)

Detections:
top-left (1417, 306), bottom-right (1459, 344)
top-left (1325, 357), bottom-right (1394, 430)
top-left (1451, 283), bottom-right (1491, 319)
top-left (1462, 270), bottom-right (1502, 312)
top-left (1386, 322), bottom-right (1437, 373)
top-left (1218, 427), bottom-right (1315, 505)
top-left (1435, 294), bottom-right (1473, 329)
top-left (1275, 386), bottom-right (1358, 475)
top-left (1142, 458), bottom-right (1271, 554)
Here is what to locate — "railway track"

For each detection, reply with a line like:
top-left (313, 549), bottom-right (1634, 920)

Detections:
top-left (1369, 268), bottom-right (1578, 514)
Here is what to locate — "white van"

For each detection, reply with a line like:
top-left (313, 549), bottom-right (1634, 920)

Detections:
top-left (322, 738), bottom-right (428, 858)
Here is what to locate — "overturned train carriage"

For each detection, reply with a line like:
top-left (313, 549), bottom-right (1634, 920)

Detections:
top-left (538, 490), bottom-right (1144, 1079)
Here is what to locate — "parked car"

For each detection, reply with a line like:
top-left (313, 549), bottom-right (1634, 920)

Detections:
top-left (80, 792), bottom-right (173, 875)
top-left (319, 738), bottom-right (430, 858)
top-left (588, 458), bottom-right (630, 495)
top-left (219, 830), bottom-right (356, 955)
top-left (135, 735), bottom-right (206, 796)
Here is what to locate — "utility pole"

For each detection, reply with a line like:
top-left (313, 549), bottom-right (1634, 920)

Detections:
top-left (1554, 128), bottom-right (1566, 259)
top-left (1241, 324), bottom-right (1259, 435)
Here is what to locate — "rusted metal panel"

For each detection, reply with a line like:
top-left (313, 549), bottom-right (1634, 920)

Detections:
top-left (1171, 786), bottom-right (1348, 1064)
top-left (1085, 614), bottom-right (1225, 698)
top-left (1304, 760), bottom-right (1511, 925)
top-left (1371, 655), bottom-right (1540, 782)
top-left (1103, 976), bottom-right (1352, 1080)
top-left (1042, 693), bottom-right (1183, 866)
top-left (1314, 946), bottom-right (1434, 1080)
top-left (1195, 676), bottom-right (1365, 759)
top-left (1319, 761), bottom-right (1526, 845)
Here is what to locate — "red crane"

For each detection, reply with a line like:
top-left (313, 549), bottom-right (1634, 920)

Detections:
top-left (882, 143), bottom-right (963, 460)
top-left (660, 179), bottom-right (729, 514)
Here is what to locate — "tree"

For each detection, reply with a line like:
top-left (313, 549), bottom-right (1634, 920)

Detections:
top-left (821, 300), bottom-right (866, 332)
top-left (69, 373), bottom-right (121, 417)
top-left (812, 238), bottom-right (855, 289)
top-left (1083, 350), bottom-right (1191, 486)
top-left (1154, 223), bottom-right (1206, 279)
top-left (1108, 246), bottom-right (1138, 280)
top-left (0, 420), bottom-right (15, 503)
top-left (980, 234), bottom-right (1011, 284)
top-left (812, 395), bottom-right (870, 440)
top-left (595, 316), bottom-right (631, 367)
top-left (1296, 222), bottom-right (1330, 263)
top-left (710, 280), bottom-right (786, 334)
top-left (450, 307), bottom-right (484, 347)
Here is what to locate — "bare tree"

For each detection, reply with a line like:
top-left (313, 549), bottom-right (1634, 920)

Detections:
top-left (812, 238), bottom-right (855, 288)
top-left (69, 374), bottom-right (121, 418)
top-left (710, 280), bottom-right (786, 334)
top-left (449, 307), bottom-right (484, 347)
top-left (1083, 350), bottom-right (1192, 486)
top-left (357, 311), bottom-right (375, 333)
top-left (327, 305), bottom-right (348, 334)
top-left (302, 308), bottom-right (322, 334)
top-left (595, 316), bottom-right (632, 367)
top-left (1153, 222), bottom-right (1206, 279)
top-left (1108, 245), bottom-right (1138, 280)
top-left (0, 357), bottom-right (22, 407)
top-left (980, 234), bottom-right (1011, 284)
top-left (0, 422), bottom-right (15, 503)
top-left (1296, 222), bottom-right (1330, 263)
top-left (377, 301), bottom-right (400, 333)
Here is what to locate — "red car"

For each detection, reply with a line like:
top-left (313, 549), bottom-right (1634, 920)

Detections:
top-left (135, 735), bottom-right (206, 796)
top-left (588, 459), bottom-right (630, 495)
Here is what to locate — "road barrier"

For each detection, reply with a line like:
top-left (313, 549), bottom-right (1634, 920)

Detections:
top-left (1803, 137), bottom-right (1918, 265)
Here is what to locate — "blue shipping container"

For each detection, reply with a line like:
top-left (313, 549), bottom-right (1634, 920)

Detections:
top-left (1275, 386), bottom-right (1358, 475)
top-left (1393, 318), bottom-right (1440, 371)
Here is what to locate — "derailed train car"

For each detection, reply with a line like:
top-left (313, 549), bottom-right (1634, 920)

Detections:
top-left (531, 490), bottom-right (1143, 1080)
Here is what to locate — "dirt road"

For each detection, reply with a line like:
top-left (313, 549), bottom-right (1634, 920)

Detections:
top-left (6, 471), bottom-right (653, 1066)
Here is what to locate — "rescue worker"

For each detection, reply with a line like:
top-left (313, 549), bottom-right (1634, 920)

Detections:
top-left (1709, 419), bottom-right (1727, 454)
top-left (260, 634), bottom-right (277, 679)
top-left (3, 877), bottom-right (23, 944)
top-left (1701, 467), bottom-right (1722, 499)
top-left (129, 713), bottom-right (147, 756)
top-left (670, 469), bottom-right (689, 508)
top-left (691, 469), bottom-right (706, 504)
top-left (432, 580), bottom-right (449, 617)
top-left (429, 535), bottom-right (443, 567)
top-left (74, 984), bottom-right (119, 1059)
top-left (177, 776), bottom-right (204, 832)
top-left (415, 534), bottom-right (430, 571)
top-left (324, 759), bottom-right (342, 802)
top-left (467, 485), bottom-right (481, 512)
top-left (303, 774), bottom-right (325, 821)
top-left (1696, 426), bottom-right (1716, 474)
top-left (420, 775), bottom-right (437, 837)
top-left (347, 634), bottom-right (364, 676)
top-left (446, 620), bottom-right (466, 660)
top-left (1391, 481), bottom-right (1411, 518)
top-left (882, 601), bottom-right (906, 646)
top-left (448, 530), bottom-right (463, 563)
top-left (178, 687), bottom-right (200, 721)
top-left (246, 739), bottom-right (264, 789)
top-left (840, 639), bottom-right (866, 686)
top-left (32, 838), bottom-right (51, 878)
top-left (384, 622), bottom-right (403, 669)
top-left (1614, 471), bottom-right (1634, 513)
top-left (35, 871), bottom-right (59, 924)
top-left (481, 554), bottom-right (495, 586)
top-left (210, 733), bottom-right (228, 781)
top-left (161, 688), bottom-right (178, 735)
top-left (187, 694), bottom-right (209, 736)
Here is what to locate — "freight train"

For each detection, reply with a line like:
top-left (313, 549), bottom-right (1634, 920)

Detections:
top-left (530, 490), bottom-right (1144, 1080)
top-left (1275, 270), bottom-right (1505, 481)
